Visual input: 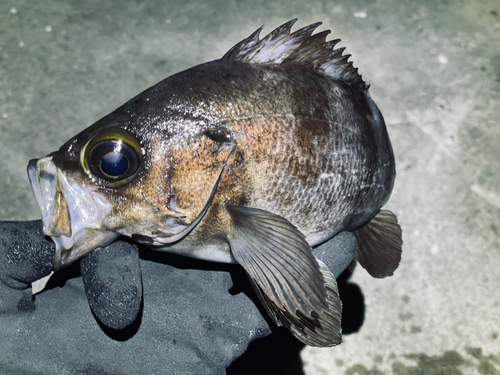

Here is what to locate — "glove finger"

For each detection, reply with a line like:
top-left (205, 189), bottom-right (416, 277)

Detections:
top-left (80, 240), bottom-right (143, 330)
top-left (0, 220), bottom-right (55, 290)
top-left (313, 231), bottom-right (358, 278)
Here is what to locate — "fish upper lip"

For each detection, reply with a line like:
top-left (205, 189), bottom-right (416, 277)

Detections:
top-left (28, 157), bottom-right (71, 268)
top-left (27, 159), bottom-right (44, 219)
top-left (28, 157), bottom-right (72, 237)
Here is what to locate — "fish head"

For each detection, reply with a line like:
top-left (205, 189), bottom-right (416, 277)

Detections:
top-left (28, 105), bottom-right (235, 270)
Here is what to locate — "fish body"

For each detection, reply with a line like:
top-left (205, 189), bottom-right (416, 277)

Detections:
top-left (28, 20), bottom-right (402, 347)
top-left (150, 60), bottom-right (394, 259)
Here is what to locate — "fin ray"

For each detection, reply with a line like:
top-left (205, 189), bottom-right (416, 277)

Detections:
top-left (249, 258), bottom-right (342, 347)
top-left (222, 19), bottom-right (368, 91)
top-left (353, 210), bottom-right (403, 278)
top-left (226, 204), bottom-right (342, 346)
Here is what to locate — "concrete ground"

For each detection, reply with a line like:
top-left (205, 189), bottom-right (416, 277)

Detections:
top-left (1, 0), bottom-right (499, 374)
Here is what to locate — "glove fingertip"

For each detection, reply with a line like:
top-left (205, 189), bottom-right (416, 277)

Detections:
top-left (81, 241), bottom-right (143, 330)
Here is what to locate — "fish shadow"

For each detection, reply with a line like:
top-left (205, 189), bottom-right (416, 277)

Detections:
top-left (43, 261), bottom-right (82, 290)
top-left (337, 266), bottom-right (366, 335)
top-left (139, 245), bottom-right (239, 273)
top-left (226, 266), bottom-right (365, 374)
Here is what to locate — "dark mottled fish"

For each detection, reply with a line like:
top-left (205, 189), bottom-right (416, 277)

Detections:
top-left (27, 20), bottom-right (402, 347)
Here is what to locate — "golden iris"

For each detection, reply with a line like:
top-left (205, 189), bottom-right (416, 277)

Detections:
top-left (80, 128), bottom-right (142, 187)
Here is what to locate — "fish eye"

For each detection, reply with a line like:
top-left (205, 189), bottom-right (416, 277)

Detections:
top-left (80, 128), bottom-right (142, 187)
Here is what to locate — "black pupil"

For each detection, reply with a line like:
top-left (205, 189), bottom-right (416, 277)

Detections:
top-left (100, 151), bottom-right (129, 177)
top-left (88, 139), bottom-right (139, 182)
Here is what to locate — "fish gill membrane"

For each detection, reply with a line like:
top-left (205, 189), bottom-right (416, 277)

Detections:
top-left (26, 19), bottom-right (402, 347)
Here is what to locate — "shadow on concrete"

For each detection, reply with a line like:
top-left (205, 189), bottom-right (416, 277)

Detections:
top-left (226, 328), bottom-right (306, 375)
top-left (43, 261), bottom-right (82, 290)
top-left (338, 265), bottom-right (365, 335)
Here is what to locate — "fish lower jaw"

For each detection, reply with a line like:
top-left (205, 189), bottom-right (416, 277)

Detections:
top-left (50, 236), bottom-right (67, 271)
top-left (50, 235), bottom-right (75, 271)
top-left (50, 229), bottom-right (120, 271)
top-left (48, 225), bottom-right (95, 268)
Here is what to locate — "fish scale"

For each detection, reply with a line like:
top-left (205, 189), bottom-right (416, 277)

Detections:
top-left (234, 68), bottom-right (390, 246)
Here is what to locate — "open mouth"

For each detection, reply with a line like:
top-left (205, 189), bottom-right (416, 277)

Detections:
top-left (27, 157), bottom-right (117, 270)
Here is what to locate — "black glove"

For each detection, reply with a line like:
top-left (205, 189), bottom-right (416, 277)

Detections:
top-left (0, 221), bottom-right (54, 313)
top-left (0, 220), bottom-right (357, 374)
top-left (0, 220), bottom-right (143, 330)
top-left (80, 240), bottom-right (142, 330)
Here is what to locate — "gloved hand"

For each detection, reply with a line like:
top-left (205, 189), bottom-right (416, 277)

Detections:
top-left (0, 220), bottom-right (143, 330)
top-left (0, 221), bottom-right (55, 314)
top-left (0, 220), bottom-right (357, 374)
top-left (0, 220), bottom-right (357, 330)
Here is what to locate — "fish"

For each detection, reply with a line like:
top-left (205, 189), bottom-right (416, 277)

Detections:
top-left (27, 19), bottom-right (402, 347)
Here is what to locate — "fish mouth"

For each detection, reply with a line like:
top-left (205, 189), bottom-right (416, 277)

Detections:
top-left (28, 157), bottom-right (117, 270)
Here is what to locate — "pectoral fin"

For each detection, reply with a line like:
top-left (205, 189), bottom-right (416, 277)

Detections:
top-left (226, 203), bottom-right (342, 347)
top-left (353, 210), bottom-right (403, 278)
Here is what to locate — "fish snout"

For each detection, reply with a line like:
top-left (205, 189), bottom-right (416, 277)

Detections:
top-left (27, 156), bottom-right (115, 270)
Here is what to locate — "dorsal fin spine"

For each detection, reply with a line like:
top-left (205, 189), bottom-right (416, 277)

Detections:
top-left (222, 20), bottom-right (368, 92)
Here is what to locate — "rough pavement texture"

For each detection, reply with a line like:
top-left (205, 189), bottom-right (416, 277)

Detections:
top-left (0, 0), bottom-right (499, 374)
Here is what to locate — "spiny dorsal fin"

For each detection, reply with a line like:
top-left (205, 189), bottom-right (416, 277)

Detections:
top-left (222, 19), bottom-right (369, 92)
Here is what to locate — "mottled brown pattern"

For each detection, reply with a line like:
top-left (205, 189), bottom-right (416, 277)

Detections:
top-left (52, 191), bottom-right (71, 236)
top-left (223, 115), bottom-right (326, 187)
top-left (170, 136), bottom-right (232, 222)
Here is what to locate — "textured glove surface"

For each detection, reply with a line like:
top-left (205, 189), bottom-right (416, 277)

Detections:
top-left (0, 221), bottom-right (357, 374)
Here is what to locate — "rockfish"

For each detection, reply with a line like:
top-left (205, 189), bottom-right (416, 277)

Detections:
top-left (28, 20), bottom-right (402, 347)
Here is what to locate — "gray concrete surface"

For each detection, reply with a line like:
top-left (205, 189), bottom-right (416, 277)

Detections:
top-left (0, 0), bottom-right (499, 374)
